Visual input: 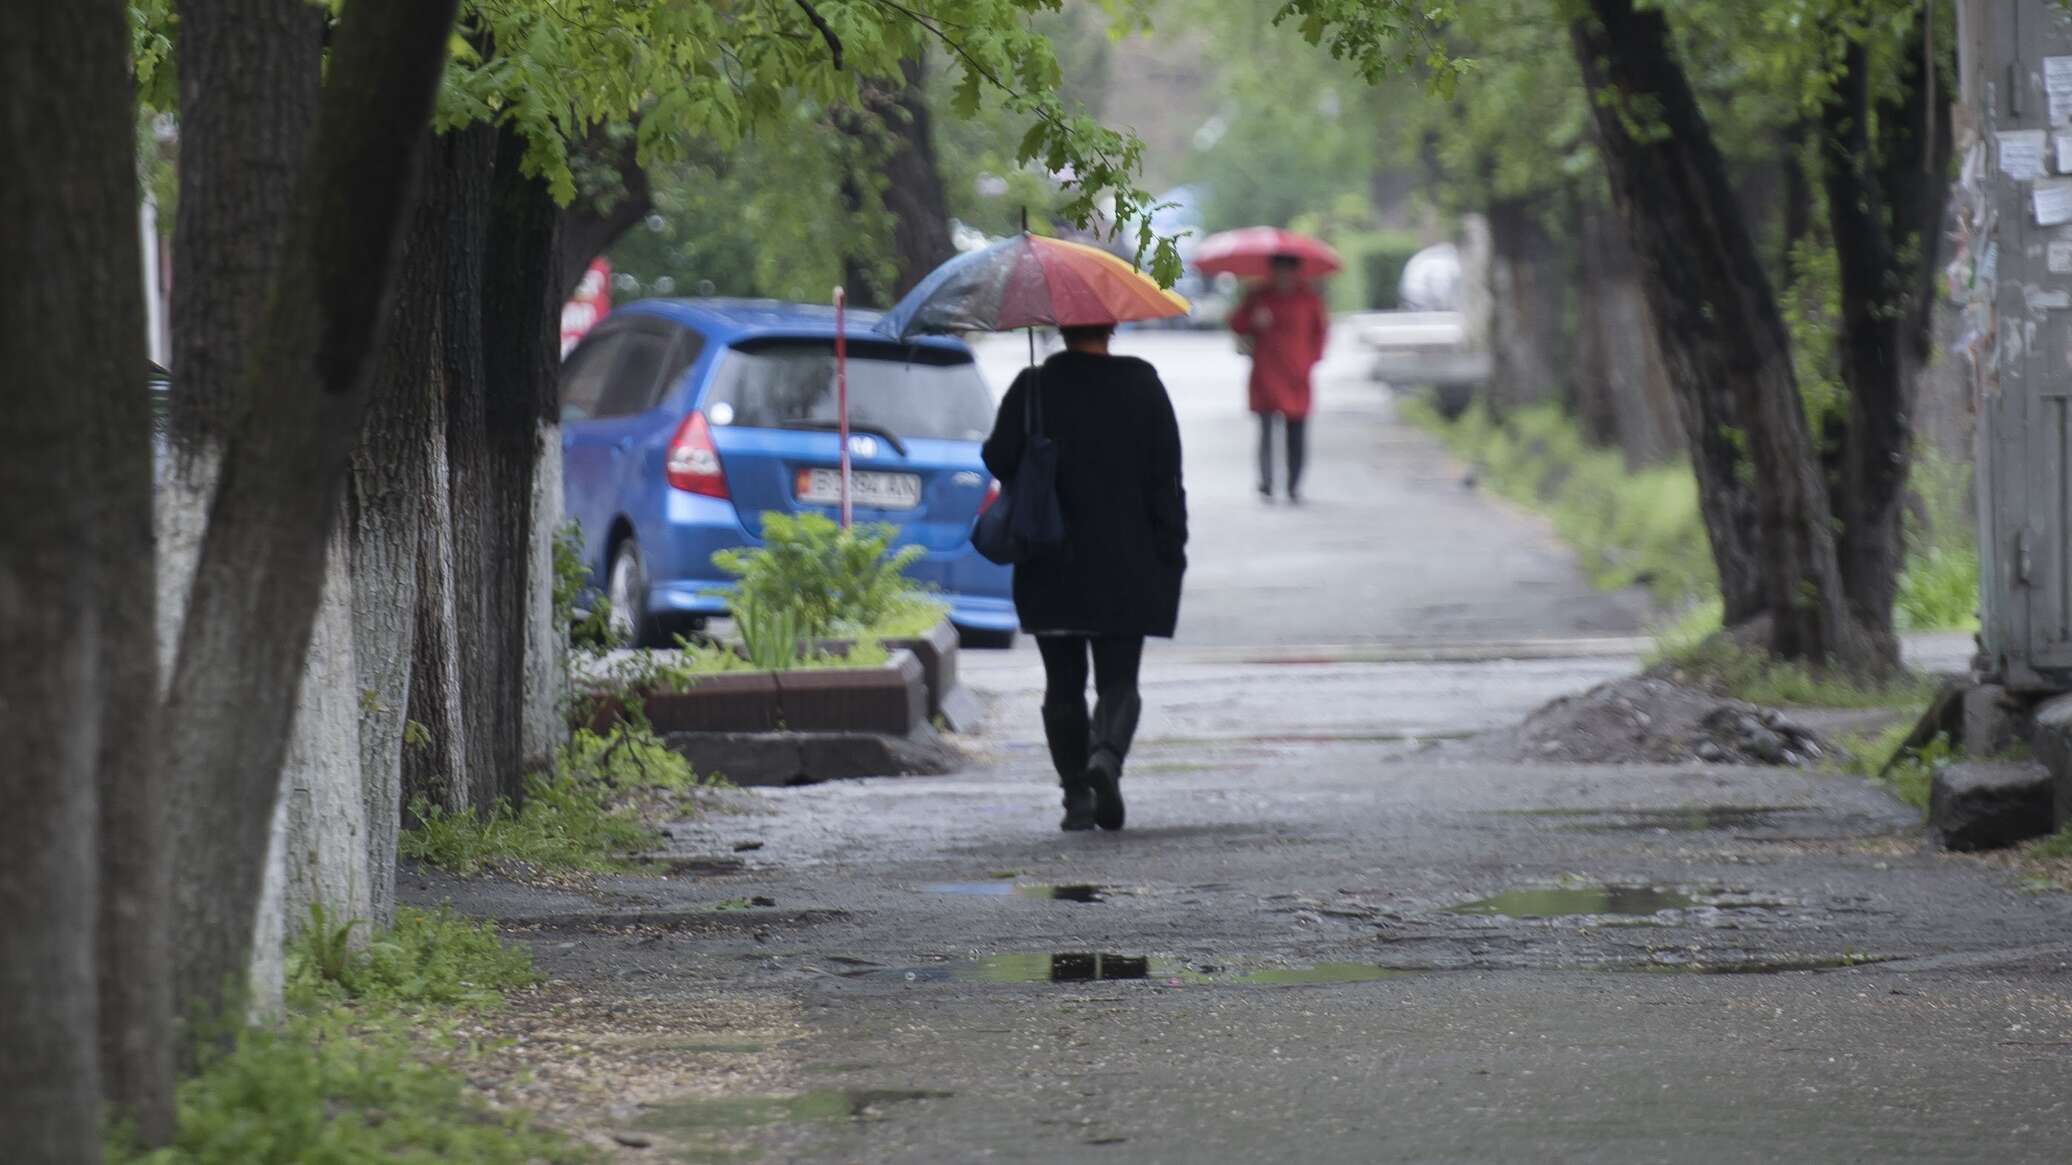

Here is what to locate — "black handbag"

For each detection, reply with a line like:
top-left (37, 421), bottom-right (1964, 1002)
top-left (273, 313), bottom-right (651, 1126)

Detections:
top-left (972, 368), bottom-right (1066, 565)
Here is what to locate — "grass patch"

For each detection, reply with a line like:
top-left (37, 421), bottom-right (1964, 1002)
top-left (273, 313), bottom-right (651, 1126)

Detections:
top-left (1402, 398), bottom-right (1980, 632)
top-left (288, 905), bottom-right (539, 1012)
top-left (1650, 635), bottom-right (1940, 710)
top-left (1828, 721), bottom-right (1952, 810)
top-left (113, 909), bottom-right (581, 1164)
top-left (402, 725), bottom-right (723, 877)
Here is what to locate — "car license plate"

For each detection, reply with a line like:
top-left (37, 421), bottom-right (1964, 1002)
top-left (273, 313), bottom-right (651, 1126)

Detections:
top-left (795, 467), bottom-right (921, 510)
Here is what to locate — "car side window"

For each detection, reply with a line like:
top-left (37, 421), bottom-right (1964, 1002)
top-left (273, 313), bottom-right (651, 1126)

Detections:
top-left (654, 331), bottom-right (705, 410)
top-left (559, 332), bottom-right (623, 422)
top-left (594, 328), bottom-right (674, 418)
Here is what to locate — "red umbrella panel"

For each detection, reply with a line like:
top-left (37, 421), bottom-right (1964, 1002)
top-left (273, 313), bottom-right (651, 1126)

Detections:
top-left (1192, 226), bottom-right (1343, 281)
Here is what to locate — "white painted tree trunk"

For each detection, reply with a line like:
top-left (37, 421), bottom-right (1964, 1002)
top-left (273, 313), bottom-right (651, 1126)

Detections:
top-left (278, 528), bottom-right (370, 939)
top-left (522, 424), bottom-right (567, 771)
top-left (159, 457), bottom-right (369, 1013)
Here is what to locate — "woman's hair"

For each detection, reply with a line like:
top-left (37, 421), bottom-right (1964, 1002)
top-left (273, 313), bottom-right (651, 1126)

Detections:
top-left (1059, 323), bottom-right (1116, 346)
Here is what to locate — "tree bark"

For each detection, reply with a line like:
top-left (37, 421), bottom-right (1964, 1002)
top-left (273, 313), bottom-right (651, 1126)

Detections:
top-left (1571, 0), bottom-right (1876, 670)
top-left (837, 56), bottom-right (956, 305)
top-left (352, 132), bottom-right (453, 923)
top-left (1821, 14), bottom-right (1953, 664)
top-left (481, 123), bottom-right (568, 793)
top-left (1485, 195), bottom-right (1571, 418)
top-left (0, 5), bottom-right (143, 1157)
top-left (434, 124), bottom-right (504, 812)
top-left (1575, 201), bottom-right (1681, 466)
top-left (559, 119), bottom-right (652, 302)
top-left (166, 0), bottom-right (459, 1022)
top-left (877, 57), bottom-right (957, 299)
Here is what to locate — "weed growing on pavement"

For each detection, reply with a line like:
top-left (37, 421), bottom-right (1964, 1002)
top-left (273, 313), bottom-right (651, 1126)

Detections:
top-left (402, 726), bottom-right (723, 877)
top-left (1403, 398), bottom-right (1979, 632)
top-left (111, 910), bottom-right (581, 1165)
top-left (287, 905), bottom-right (539, 1011)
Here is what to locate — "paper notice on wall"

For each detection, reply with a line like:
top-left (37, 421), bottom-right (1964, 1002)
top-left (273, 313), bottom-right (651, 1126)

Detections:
top-left (2037, 179), bottom-right (2072, 226)
top-left (2050, 57), bottom-right (2072, 124)
top-left (2050, 240), bottom-right (2072, 275)
top-left (2002, 130), bottom-right (2048, 180)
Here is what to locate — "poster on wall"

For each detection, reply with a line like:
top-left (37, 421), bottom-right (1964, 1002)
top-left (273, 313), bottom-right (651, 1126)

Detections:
top-left (559, 258), bottom-right (612, 357)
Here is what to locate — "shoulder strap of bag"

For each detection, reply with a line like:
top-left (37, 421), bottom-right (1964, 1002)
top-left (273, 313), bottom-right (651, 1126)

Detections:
top-left (1025, 361), bottom-right (1046, 438)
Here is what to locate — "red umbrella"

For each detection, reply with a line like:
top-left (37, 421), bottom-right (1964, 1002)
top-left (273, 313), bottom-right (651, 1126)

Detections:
top-left (1192, 227), bottom-right (1343, 280)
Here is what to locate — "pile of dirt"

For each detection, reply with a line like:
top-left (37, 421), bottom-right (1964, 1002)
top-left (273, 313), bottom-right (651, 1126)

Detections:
top-left (1513, 675), bottom-right (1827, 767)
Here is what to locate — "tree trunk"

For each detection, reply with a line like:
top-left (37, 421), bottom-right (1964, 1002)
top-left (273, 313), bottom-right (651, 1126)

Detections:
top-left (1576, 201), bottom-right (1681, 467)
top-left (559, 119), bottom-right (652, 302)
top-left (877, 57), bottom-right (957, 299)
top-left (1, 4), bottom-right (143, 1157)
top-left (352, 132), bottom-right (454, 923)
top-left (1821, 15), bottom-right (1954, 664)
top-left (276, 533), bottom-right (370, 956)
top-left (837, 56), bottom-right (956, 306)
top-left (436, 124), bottom-right (504, 811)
top-left (166, 0), bottom-right (459, 1022)
top-left (1571, 0), bottom-right (1875, 670)
top-left (1484, 196), bottom-right (1571, 417)
top-left (481, 123), bottom-right (567, 793)
top-left (160, 0), bottom-right (324, 1026)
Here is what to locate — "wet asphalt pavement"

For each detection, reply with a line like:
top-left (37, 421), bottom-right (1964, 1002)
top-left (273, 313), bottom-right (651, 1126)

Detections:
top-left (429, 332), bottom-right (2072, 1162)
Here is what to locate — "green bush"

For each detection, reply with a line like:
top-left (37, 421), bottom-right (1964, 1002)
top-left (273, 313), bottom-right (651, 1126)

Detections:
top-left (713, 511), bottom-right (926, 638)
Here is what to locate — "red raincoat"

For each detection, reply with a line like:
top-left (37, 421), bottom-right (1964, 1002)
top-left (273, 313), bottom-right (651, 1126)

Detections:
top-left (1230, 284), bottom-right (1327, 418)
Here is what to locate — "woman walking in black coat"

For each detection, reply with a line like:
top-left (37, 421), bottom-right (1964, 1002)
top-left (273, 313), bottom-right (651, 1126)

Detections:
top-left (981, 323), bottom-right (1188, 831)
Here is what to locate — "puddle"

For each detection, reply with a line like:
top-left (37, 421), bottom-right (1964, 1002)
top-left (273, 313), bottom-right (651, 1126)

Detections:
top-left (638, 1088), bottom-right (951, 1132)
top-left (1448, 886), bottom-right (1697, 919)
top-left (850, 953), bottom-right (1411, 986)
top-left (923, 883), bottom-right (1109, 902)
top-left (1232, 963), bottom-right (1410, 986)
top-left (975, 953), bottom-right (1156, 982)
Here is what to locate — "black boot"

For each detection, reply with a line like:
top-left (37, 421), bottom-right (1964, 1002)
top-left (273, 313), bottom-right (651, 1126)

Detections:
top-left (1086, 688), bottom-right (1141, 831)
top-left (1043, 700), bottom-right (1096, 831)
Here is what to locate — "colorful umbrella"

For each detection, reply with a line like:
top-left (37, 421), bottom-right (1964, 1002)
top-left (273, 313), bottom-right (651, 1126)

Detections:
top-left (875, 232), bottom-right (1189, 340)
top-left (1192, 226), bottom-right (1342, 280)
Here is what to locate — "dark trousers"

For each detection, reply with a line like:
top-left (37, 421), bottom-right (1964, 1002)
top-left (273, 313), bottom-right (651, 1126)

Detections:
top-left (1257, 411), bottom-right (1308, 496)
top-left (1036, 634), bottom-right (1145, 703)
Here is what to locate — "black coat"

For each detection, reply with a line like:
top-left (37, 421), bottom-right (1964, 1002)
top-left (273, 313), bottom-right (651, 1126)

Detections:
top-left (981, 350), bottom-right (1188, 638)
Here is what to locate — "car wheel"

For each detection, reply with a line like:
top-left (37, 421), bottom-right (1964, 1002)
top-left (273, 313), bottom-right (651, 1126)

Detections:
top-left (957, 626), bottom-right (1018, 650)
top-left (606, 538), bottom-right (660, 648)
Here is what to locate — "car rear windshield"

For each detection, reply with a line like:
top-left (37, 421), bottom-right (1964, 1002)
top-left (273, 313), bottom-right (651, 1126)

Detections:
top-left (702, 339), bottom-right (993, 443)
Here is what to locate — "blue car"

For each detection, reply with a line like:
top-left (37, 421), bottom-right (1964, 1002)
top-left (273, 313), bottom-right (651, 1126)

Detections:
top-left (559, 298), bottom-right (1016, 648)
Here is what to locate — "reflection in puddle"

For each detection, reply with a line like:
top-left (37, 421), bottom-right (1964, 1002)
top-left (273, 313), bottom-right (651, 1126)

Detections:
top-left (923, 883), bottom-right (1109, 902)
top-left (976, 953), bottom-right (1154, 982)
top-left (1448, 886), bottom-right (1696, 918)
top-left (853, 953), bottom-right (1413, 986)
top-left (638, 1088), bottom-right (951, 1132)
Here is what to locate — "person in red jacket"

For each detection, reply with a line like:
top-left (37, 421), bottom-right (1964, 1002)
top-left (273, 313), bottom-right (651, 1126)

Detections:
top-left (1230, 254), bottom-right (1328, 502)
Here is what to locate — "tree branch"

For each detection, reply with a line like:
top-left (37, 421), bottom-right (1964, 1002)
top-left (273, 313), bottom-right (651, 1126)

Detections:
top-left (792, 0), bottom-right (843, 69)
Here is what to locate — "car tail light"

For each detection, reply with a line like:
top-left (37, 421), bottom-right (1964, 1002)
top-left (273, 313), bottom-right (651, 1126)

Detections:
top-left (665, 411), bottom-right (728, 498)
top-left (978, 478), bottom-right (1001, 514)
